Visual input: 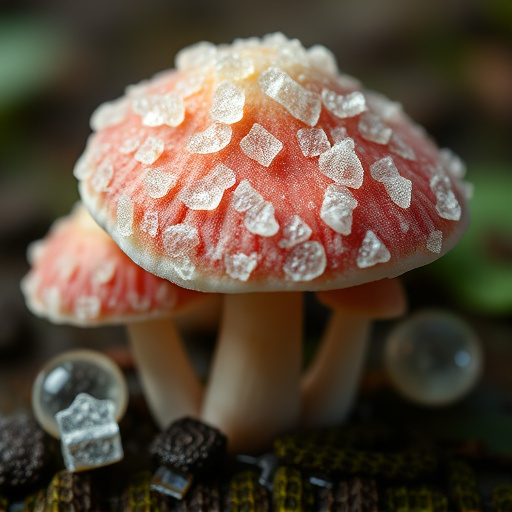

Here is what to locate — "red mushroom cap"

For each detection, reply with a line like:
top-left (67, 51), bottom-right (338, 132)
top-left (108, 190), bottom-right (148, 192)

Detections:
top-left (21, 203), bottom-right (204, 325)
top-left (76, 33), bottom-right (470, 293)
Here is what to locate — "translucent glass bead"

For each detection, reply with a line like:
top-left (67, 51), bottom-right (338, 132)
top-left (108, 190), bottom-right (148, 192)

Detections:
top-left (384, 310), bottom-right (483, 406)
top-left (32, 349), bottom-right (128, 438)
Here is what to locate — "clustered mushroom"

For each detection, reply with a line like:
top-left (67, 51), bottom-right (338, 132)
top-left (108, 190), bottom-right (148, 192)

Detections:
top-left (21, 203), bottom-right (208, 428)
top-left (27, 33), bottom-right (470, 453)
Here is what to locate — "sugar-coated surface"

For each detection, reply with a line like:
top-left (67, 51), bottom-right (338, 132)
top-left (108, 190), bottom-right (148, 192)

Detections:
top-left (76, 33), bottom-right (470, 292)
top-left (210, 81), bottom-right (245, 124)
top-left (21, 204), bottom-right (201, 324)
top-left (318, 139), bottom-right (364, 189)
top-left (320, 184), bottom-right (358, 235)
top-left (187, 123), bottom-right (232, 154)
top-left (356, 230), bottom-right (391, 269)
top-left (427, 230), bottom-right (443, 254)
top-left (259, 67), bottom-right (321, 126)
top-left (278, 215), bottom-right (312, 249)
top-left (56, 394), bottom-right (123, 471)
top-left (239, 123), bottom-right (283, 167)
top-left (296, 128), bottom-right (331, 157)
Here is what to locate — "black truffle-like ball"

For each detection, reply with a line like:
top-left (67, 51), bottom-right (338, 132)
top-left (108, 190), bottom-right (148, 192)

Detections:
top-left (0, 413), bottom-right (54, 492)
top-left (150, 417), bottom-right (227, 474)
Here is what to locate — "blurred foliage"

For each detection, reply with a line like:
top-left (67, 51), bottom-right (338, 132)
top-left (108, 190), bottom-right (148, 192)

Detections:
top-left (0, 16), bottom-right (69, 113)
top-left (430, 168), bottom-right (512, 316)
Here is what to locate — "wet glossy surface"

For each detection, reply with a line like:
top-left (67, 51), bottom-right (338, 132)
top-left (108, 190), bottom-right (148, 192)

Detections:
top-left (384, 310), bottom-right (483, 406)
top-left (32, 349), bottom-right (128, 438)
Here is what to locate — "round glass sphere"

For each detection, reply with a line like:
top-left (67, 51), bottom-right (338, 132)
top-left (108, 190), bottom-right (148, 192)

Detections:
top-left (384, 310), bottom-right (483, 406)
top-left (32, 349), bottom-right (128, 438)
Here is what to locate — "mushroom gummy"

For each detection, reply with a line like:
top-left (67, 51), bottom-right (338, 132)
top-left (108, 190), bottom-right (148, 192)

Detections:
top-left (69, 33), bottom-right (469, 452)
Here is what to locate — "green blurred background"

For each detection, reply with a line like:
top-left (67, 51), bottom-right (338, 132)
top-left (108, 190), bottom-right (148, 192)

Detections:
top-left (0, 0), bottom-right (511, 450)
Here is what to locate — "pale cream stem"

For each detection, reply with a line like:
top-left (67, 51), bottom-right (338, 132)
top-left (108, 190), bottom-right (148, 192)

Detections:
top-left (201, 292), bottom-right (303, 454)
top-left (301, 310), bottom-right (370, 428)
top-left (128, 318), bottom-right (203, 429)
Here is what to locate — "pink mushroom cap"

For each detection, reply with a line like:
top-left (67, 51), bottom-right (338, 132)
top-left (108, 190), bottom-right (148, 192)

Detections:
top-left (21, 203), bottom-right (206, 326)
top-left (75, 33), bottom-right (470, 293)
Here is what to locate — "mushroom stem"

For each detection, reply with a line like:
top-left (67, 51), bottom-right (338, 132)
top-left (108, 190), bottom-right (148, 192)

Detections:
top-left (201, 292), bottom-right (303, 454)
top-left (301, 311), bottom-right (370, 428)
top-left (127, 318), bottom-right (203, 429)
top-left (301, 279), bottom-right (407, 428)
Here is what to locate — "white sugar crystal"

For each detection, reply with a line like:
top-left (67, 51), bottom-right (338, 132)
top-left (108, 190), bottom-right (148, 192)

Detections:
top-left (330, 126), bottom-right (348, 144)
top-left (296, 128), bottom-right (331, 157)
top-left (156, 283), bottom-right (177, 308)
top-left (73, 153), bottom-right (94, 180)
top-left (178, 163), bottom-right (236, 210)
top-left (92, 260), bottom-right (116, 285)
top-left (174, 74), bottom-right (205, 98)
top-left (244, 201), bottom-right (279, 237)
top-left (358, 112), bottom-right (392, 144)
top-left (215, 53), bottom-right (255, 80)
top-left (240, 123), bottom-right (283, 167)
top-left (274, 37), bottom-right (309, 69)
top-left (144, 167), bottom-right (177, 198)
top-left (356, 230), bottom-right (391, 268)
top-left (56, 256), bottom-right (77, 281)
top-left (390, 135), bottom-right (415, 161)
top-left (75, 296), bottom-right (101, 320)
top-left (224, 252), bottom-right (259, 281)
top-left (117, 194), bottom-right (134, 237)
top-left (132, 94), bottom-right (185, 127)
top-left (385, 176), bottom-right (412, 209)
top-left (134, 136), bottom-right (165, 164)
top-left (232, 180), bottom-right (264, 212)
top-left (263, 32), bottom-right (293, 49)
top-left (370, 157), bottom-right (412, 208)
top-left (336, 73), bottom-right (362, 91)
top-left (331, 234), bottom-right (345, 257)
top-left (461, 180), bottom-right (474, 200)
top-left (27, 240), bottom-right (45, 265)
top-left (400, 221), bottom-right (410, 233)
top-left (91, 160), bottom-right (114, 192)
top-left (170, 256), bottom-right (196, 281)
top-left (162, 224), bottom-right (199, 258)
top-left (318, 138), bottom-right (364, 189)
top-left (119, 138), bottom-right (141, 154)
top-left (259, 67), bottom-right (322, 127)
top-left (439, 148), bottom-right (466, 178)
top-left (127, 292), bottom-right (150, 312)
top-left (320, 184), bottom-right (358, 235)
top-left (141, 210), bottom-right (159, 237)
top-left (43, 287), bottom-right (62, 317)
top-left (321, 89), bottom-right (366, 118)
top-left (210, 81), bottom-right (245, 124)
top-left (427, 230), bottom-right (443, 254)
top-left (278, 215), bottom-right (312, 248)
top-left (366, 91), bottom-right (403, 121)
top-left (389, 134), bottom-right (416, 160)
top-left (307, 45), bottom-right (338, 75)
top-left (176, 41), bottom-right (217, 70)
top-left (370, 156), bottom-right (399, 182)
top-left (187, 123), bottom-right (232, 154)
top-left (90, 97), bottom-right (128, 131)
top-left (283, 241), bottom-right (326, 282)
top-left (56, 393), bottom-right (123, 472)
top-left (430, 173), bottom-right (461, 221)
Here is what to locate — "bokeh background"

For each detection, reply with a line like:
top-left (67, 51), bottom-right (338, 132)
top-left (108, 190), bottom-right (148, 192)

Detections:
top-left (1, 0), bottom-right (511, 450)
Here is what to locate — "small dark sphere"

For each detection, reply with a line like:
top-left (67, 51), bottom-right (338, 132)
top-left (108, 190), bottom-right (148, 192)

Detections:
top-left (0, 413), bottom-right (55, 492)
